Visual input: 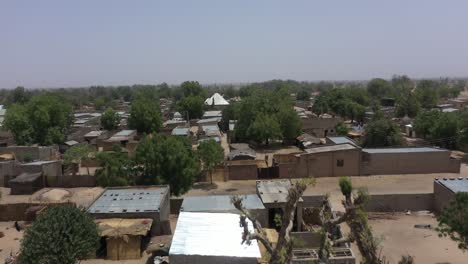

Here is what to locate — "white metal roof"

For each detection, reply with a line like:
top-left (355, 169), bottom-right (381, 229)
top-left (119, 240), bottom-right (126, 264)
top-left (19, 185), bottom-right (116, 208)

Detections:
top-left (204, 93), bottom-right (230, 106)
top-left (170, 212), bottom-right (261, 258)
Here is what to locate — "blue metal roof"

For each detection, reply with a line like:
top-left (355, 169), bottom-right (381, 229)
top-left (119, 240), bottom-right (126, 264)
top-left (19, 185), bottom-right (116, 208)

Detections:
top-left (436, 178), bottom-right (468, 193)
top-left (363, 147), bottom-right (446, 154)
top-left (181, 194), bottom-right (265, 212)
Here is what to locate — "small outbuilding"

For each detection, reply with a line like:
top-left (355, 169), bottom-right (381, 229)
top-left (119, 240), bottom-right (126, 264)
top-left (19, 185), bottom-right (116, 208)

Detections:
top-left (96, 218), bottom-right (153, 260)
top-left (169, 212), bottom-right (261, 264)
top-left (8, 172), bottom-right (43, 195)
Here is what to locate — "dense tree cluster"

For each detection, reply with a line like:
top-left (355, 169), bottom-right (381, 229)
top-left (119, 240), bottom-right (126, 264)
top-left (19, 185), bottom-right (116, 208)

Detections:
top-left (4, 94), bottom-right (72, 145)
top-left (100, 107), bottom-right (120, 130)
top-left (312, 87), bottom-right (368, 122)
top-left (18, 204), bottom-right (99, 264)
top-left (413, 110), bottom-right (462, 149)
top-left (128, 92), bottom-right (162, 134)
top-left (362, 115), bottom-right (404, 148)
top-left (231, 88), bottom-right (301, 144)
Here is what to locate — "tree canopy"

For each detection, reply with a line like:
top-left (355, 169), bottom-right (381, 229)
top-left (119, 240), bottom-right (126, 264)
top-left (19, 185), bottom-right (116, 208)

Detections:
top-left (128, 92), bottom-right (162, 134)
top-left (95, 145), bottom-right (134, 187)
top-left (362, 117), bottom-right (404, 148)
top-left (135, 134), bottom-right (199, 196)
top-left (197, 139), bottom-right (224, 183)
top-left (100, 107), bottom-right (120, 130)
top-left (234, 89), bottom-right (301, 144)
top-left (4, 94), bottom-right (72, 145)
top-left (367, 78), bottom-right (391, 99)
top-left (177, 95), bottom-right (205, 120)
top-left (414, 110), bottom-right (460, 149)
top-left (296, 90), bottom-right (311, 101)
top-left (18, 204), bottom-right (99, 264)
top-left (437, 192), bottom-right (468, 251)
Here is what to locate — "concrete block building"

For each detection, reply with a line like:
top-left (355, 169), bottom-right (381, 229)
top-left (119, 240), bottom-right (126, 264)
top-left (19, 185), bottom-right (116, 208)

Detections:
top-left (434, 178), bottom-right (468, 213)
top-left (87, 186), bottom-right (170, 235)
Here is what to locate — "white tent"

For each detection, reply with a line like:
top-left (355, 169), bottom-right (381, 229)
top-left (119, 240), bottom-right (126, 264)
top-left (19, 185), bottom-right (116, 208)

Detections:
top-left (170, 212), bottom-right (261, 264)
top-left (204, 93), bottom-right (230, 106)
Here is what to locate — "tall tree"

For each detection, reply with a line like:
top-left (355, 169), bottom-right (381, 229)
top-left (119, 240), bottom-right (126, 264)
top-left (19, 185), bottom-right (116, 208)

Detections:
top-left (128, 93), bottom-right (162, 134)
top-left (4, 94), bottom-right (72, 145)
top-left (18, 204), bottom-right (99, 264)
top-left (362, 117), bottom-right (404, 147)
top-left (416, 80), bottom-right (439, 109)
top-left (197, 139), bottom-right (224, 184)
top-left (296, 90), bottom-right (311, 101)
top-left (7, 86), bottom-right (31, 105)
top-left (177, 96), bottom-right (204, 120)
top-left (100, 107), bottom-right (120, 130)
top-left (95, 145), bottom-right (134, 187)
top-left (181, 81), bottom-right (205, 97)
top-left (247, 113), bottom-right (282, 145)
top-left (276, 107), bottom-right (302, 142)
top-left (135, 134), bottom-right (200, 196)
top-left (367, 78), bottom-right (390, 99)
top-left (437, 192), bottom-right (468, 251)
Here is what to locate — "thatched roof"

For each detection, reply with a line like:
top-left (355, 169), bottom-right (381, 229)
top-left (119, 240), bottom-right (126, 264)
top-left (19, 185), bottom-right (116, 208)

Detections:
top-left (96, 218), bottom-right (153, 237)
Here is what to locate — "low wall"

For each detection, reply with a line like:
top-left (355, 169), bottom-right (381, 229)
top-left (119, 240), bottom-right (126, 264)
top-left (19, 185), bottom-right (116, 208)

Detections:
top-left (365, 193), bottom-right (434, 212)
top-left (0, 202), bottom-right (67, 221)
top-left (170, 198), bottom-right (183, 214)
top-left (46, 175), bottom-right (96, 188)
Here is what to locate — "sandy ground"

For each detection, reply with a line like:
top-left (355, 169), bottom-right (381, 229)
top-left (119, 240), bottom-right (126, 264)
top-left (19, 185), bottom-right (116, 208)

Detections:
top-left (0, 222), bottom-right (22, 262)
top-left (0, 187), bottom-right (104, 207)
top-left (369, 213), bottom-right (467, 264)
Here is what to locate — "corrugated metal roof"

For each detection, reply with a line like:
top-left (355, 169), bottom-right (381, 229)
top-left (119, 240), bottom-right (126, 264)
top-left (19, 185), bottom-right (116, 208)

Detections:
top-left (169, 212), bottom-right (261, 258)
top-left (305, 144), bottom-right (357, 154)
top-left (181, 194), bottom-right (265, 212)
top-left (84, 130), bottom-right (106, 137)
top-left (113, 130), bottom-right (136, 137)
top-left (88, 187), bottom-right (168, 214)
top-left (327, 136), bottom-right (358, 146)
top-left (172, 127), bottom-right (189, 136)
top-left (256, 180), bottom-right (292, 204)
top-left (363, 147), bottom-right (446, 154)
top-left (23, 160), bottom-right (58, 166)
top-left (436, 178), bottom-right (468, 193)
top-left (202, 111), bottom-right (222, 118)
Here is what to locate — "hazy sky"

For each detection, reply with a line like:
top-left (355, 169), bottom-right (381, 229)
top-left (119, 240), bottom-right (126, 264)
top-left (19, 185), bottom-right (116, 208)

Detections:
top-left (2, 1), bottom-right (468, 88)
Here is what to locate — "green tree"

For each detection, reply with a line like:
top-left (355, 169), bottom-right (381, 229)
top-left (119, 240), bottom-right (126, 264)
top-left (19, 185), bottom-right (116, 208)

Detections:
top-left (100, 107), bottom-right (120, 130)
top-left (413, 110), bottom-right (441, 139)
top-left (4, 94), bottom-right (72, 145)
top-left (362, 118), bottom-right (404, 147)
top-left (181, 81), bottom-right (205, 97)
top-left (220, 103), bottom-right (240, 131)
top-left (437, 192), bottom-right (468, 251)
top-left (7, 86), bottom-right (31, 105)
top-left (339, 177), bottom-right (353, 204)
top-left (3, 104), bottom-right (33, 144)
top-left (335, 122), bottom-right (349, 136)
top-left (177, 96), bottom-right (204, 120)
top-left (276, 107), bottom-right (301, 142)
top-left (416, 80), bottom-right (439, 109)
top-left (296, 90), bottom-right (311, 101)
top-left (395, 91), bottom-right (421, 118)
top-left (94, 96), bottom-right (107, 111)
top-left (63, 144), bottom-right (93, 165)
top-left (414, 110), bottom-right (460, 149)
top-left (18, 204), bottom-right (99, 264)
top-left (367, 78), bottom-right (390, 99)
top-left (247, 113), bottom-right (282, 145)
top-left (135, 134), bottom-right (200, 196)
top-left (95, 145), bottom-right (133, 186)
top-left (197, 139), bottom-right (224, 184)
top-left (128, 94), bottom-right (162, 134)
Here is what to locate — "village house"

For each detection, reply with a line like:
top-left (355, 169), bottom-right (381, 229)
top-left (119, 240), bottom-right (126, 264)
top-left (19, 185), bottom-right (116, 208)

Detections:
top-left (169, 212), bottom-right (261, 264)
top-left (300, 115), bottom-right (341, 138)
top-left (434, 178), bottom-right (468, 213)
top-left (87, 186), bottom-right (171, 236)
top-left (100, 129), bottom-right (138, 152)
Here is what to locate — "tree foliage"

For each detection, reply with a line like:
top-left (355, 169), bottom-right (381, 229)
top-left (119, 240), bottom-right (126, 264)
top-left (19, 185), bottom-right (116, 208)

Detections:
top-left (335, 122), bottom-right (349, 136)
top-left (100, 107), bottom-right (120, 130)
top-left (177, 96), bottom-right (204, 120)
top-left (63, 144), bottom-right (93, 165)
top-left (95, 145), bottom-right (134, 187)
top-left (128, 93), bottom-right (162, 134)
top-left (18, 204), bottom-right (99, 264)
top-left (135, 134), bottom-right (200, 196)
top-left (181, 81), bottom-right (205, 98)
top-left (4, 94), bottom-right (72, 145)
top-left (197, 139), bottom-right (224, 183)
top-left (235, 89), bottom-right (301, 144)
top-left (6, 86), bottom-right (31, 105)
top-left (414, 110), bottom-right (460, 149)
top-left (367, 78), bottom-right (390, 99)
top-left (437, 192), bottom-right (468, 251)
top-left (362, 117), bottom-right (404, 148)
top-left (296, 90), bottom-right (310, 101)
top-left (416, 80), bottom-right (439, 109)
